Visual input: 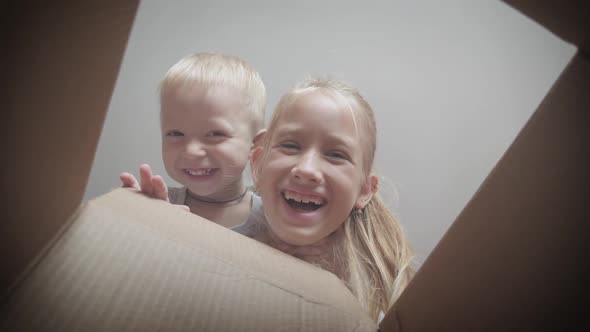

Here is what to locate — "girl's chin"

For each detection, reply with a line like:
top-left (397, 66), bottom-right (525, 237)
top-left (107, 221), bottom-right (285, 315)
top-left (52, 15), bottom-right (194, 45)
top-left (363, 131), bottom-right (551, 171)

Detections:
top-left (269, 225), bottom-right (323, 247)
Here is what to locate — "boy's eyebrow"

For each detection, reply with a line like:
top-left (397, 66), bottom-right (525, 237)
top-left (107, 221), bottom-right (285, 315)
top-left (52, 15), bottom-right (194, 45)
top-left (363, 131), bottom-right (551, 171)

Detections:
top-left (210, 117), bottom-right (253, 137)
top-left (208, 117), bottom-right (233, 128)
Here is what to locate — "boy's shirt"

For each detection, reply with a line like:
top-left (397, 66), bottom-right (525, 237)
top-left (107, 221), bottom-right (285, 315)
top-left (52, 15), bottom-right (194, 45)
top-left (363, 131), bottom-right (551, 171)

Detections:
top-left (167, 186), bottom-right (189, 206)
top-left (168, 187), bottom-right (263, 235)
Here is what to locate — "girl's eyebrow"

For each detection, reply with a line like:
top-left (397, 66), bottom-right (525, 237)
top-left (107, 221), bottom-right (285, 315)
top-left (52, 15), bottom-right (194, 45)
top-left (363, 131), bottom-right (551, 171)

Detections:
top-left (274, 125), bottom-right (357, 149)
top-left (326, 134), bottom-right (357, 149)
top-left (273, 124), bottom-right (302, 137)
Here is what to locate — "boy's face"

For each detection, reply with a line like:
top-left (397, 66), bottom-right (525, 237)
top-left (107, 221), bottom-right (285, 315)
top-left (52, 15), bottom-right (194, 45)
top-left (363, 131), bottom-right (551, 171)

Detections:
top-left (161, 85), bottom-right (253, 200)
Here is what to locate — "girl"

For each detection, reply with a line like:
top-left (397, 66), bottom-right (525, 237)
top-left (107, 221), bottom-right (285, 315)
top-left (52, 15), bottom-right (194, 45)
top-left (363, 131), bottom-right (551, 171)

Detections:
top-left (247, 77), bottom-right (416, 320)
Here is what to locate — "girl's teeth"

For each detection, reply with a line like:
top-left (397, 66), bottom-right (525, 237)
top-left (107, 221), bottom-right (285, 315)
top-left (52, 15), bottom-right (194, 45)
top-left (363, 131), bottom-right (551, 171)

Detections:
top-left (283, 190), bottom-right (323, 205)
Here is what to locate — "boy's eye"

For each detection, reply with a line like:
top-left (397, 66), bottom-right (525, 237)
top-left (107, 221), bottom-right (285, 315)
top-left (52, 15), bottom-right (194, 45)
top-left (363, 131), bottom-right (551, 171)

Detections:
top-left (166, 130), bottom-right (184, 137)
top-left (326, 150), bottom-right (350, 161)
top-left (206, 131), bottom-right (227, 137)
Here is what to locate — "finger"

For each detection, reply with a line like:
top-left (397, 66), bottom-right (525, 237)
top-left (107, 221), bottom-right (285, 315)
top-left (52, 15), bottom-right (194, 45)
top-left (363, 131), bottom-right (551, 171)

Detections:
top-left (176, 204), bottom-right (190, 212)
top-left (139, 164), bottom-right (154, 195)
top-left (119, 172), bottom-right (140, 190)
top-left (152, 175), bottom-right (170, 202)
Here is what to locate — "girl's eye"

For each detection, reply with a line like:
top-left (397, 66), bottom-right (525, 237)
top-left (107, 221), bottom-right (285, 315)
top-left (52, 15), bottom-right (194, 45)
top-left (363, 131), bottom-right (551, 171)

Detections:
top-left (166, 130), bottom-right (184, 137)
top-left (279, 142), bottom-right (299, 150)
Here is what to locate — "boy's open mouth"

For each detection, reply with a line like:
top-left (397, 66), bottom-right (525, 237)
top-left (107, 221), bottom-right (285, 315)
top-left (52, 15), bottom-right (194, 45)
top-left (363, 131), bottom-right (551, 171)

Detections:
top-left (281, 190), bottom-right (325, 212)
top-left (184, 168), bottom-right (217, 176)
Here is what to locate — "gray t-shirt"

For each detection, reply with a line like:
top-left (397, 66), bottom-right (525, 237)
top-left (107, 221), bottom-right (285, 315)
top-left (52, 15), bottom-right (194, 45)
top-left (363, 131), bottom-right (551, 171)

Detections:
top-left (168, 186), bottom-right (263, 235)
top-left (231, 192), bottom-right (265, 238)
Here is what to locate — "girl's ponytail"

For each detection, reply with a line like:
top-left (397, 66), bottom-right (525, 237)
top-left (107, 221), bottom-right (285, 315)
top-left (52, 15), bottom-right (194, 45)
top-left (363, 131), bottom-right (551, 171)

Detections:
top-left (341, 192), bottom-right (416, 320)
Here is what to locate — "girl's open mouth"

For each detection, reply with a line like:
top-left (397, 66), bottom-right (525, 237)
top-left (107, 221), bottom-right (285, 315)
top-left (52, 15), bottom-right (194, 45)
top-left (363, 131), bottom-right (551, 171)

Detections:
top-left (281, 190), bottom-right (325, 212)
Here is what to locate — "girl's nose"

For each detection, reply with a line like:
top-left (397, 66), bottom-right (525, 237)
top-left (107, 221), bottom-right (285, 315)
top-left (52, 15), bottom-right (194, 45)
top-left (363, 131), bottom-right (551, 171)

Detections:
top-left (184, 140), bottom-right (206, 158)
top-left (291, 151), bottom-right (322, 184)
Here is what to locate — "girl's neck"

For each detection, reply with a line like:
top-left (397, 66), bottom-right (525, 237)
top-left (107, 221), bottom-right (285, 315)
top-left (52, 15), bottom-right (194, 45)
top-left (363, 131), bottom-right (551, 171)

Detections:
top-left (253, 223), bottom-right (345, 278)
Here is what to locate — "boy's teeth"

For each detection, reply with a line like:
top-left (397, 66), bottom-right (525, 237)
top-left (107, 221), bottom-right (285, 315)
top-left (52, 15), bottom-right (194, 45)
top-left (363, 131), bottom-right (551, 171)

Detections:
top-left (186, 168), bottom-right (212, 176)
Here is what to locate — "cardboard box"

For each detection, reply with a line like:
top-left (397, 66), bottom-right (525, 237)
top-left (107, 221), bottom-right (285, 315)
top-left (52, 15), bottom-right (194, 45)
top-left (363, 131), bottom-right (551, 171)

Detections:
top-left (2, 1), bottom-right (588, 331)
top-left (0, 3), bottom-right (374, 330)
top-left (1, 189), bottom-right (377, 331)
top-left (380, 1), bottom-right (589, 330)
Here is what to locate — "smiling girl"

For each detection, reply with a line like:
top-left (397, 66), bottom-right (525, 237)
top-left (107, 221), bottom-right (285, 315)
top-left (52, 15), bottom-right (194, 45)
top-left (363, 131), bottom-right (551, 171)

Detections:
top-left (248, 77), bottom-right (416, 320)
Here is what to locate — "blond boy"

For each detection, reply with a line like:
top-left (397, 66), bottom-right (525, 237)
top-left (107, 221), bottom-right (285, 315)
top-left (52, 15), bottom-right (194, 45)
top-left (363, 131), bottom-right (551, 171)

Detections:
top-left (121, 52), bottom-right (266, 228)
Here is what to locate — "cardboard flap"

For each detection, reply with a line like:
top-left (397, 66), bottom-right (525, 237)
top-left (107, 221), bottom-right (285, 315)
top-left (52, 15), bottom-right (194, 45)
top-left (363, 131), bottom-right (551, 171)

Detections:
top-left (502, 0), bottom-right (590, 53)
top-left (380, 53), bottom-right (589, 331)
top-left (2, 1), bottom-right (139, 293)
top-left (1, 189), bottom-right (377, 331)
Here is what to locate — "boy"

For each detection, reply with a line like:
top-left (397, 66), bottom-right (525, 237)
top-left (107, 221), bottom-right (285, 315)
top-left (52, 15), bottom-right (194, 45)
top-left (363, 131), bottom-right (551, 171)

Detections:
top-left (120, 52), bottom-right (266, 228)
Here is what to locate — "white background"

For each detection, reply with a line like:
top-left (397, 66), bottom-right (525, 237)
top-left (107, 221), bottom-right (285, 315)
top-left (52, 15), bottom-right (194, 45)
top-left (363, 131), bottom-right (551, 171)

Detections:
top-left (85, 0), bottom-right (575, 264)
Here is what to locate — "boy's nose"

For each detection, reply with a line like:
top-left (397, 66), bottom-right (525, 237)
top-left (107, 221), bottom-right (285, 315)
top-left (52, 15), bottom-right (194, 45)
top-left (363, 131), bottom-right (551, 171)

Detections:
top-left (291, 151), bottom-right (322, 184)
top-left (184, 141), bottom-right (206, 158)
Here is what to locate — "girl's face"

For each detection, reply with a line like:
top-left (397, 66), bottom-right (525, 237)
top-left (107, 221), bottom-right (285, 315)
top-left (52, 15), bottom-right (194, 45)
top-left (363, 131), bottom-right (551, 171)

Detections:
top-left (254, 91), bottom-right (374, 246)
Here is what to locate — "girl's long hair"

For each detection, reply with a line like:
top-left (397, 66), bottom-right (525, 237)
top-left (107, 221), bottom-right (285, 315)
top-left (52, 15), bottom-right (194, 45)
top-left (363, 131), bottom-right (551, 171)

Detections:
top-left (255, 76), bottom-right (415, 320)
top-left (342, 193), bottom-right (415, 320)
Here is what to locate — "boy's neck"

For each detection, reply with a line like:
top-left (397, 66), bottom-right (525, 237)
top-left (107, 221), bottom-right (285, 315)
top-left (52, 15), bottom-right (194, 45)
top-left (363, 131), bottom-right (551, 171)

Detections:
top-left (187, 180), bottom-right (247, 203)
top-left (184, 188), bottom-right (252, 228)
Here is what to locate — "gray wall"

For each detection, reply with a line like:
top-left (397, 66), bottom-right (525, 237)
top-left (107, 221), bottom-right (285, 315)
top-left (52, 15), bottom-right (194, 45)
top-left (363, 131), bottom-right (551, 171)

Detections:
top-left (85, 0), bottom-right (575, 263)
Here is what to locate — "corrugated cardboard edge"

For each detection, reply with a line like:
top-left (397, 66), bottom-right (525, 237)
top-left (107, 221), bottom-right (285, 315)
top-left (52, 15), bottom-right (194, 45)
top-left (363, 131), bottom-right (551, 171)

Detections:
top-left (90, 189), bottom-right (375, 319)
top-left (0, 204), bottom-right (85, 303)
top-left (1, 189), bottom-right (378, 331)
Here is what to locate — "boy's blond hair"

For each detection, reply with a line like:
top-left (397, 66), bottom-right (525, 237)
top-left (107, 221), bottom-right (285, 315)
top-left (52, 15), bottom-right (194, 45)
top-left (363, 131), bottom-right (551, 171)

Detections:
top-left (256, 76), bottom-right (416, 320)
top-left (159, 52), bottom-right (266, 134)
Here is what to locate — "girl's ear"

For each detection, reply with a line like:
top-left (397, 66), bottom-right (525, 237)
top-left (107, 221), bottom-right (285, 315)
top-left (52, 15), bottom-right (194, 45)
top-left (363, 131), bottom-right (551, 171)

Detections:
top-left (249, 129), bottom-right (266, 185)
top-left (355, 174), bottom-right (379, 209)
top-left (250, 145), bottom-right (264, 185)
top-left (252, 129), bottom-right (267, 148)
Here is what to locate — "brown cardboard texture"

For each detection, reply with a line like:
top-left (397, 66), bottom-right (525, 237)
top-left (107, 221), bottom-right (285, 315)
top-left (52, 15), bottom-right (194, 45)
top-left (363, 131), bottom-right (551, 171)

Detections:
top-left (1, 189), bottom-right (377, 331)
top-left (380, 1), bottom-right (589, 331)
top-left (503, 0), bottom-right (590, 54)
top-left (1, 1), bottom-right (140, 293)
top-left (380, 50), bottom-right (589, 332)
top-left (1, 2), bottom-right (379, 331)
top-left (2, 1), bottom-right (589, 332)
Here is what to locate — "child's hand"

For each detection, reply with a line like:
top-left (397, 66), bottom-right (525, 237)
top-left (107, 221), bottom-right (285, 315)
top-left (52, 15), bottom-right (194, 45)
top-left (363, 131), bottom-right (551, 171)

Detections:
top-left (119, 164), bottom-right (190, 212)
top-left (120, 164), bottom-right (168, 201)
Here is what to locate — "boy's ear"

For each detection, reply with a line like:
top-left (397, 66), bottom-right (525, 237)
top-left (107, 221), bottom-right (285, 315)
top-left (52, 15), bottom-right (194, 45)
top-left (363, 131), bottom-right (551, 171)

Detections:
top-left (355, 174), bottom-right (379, 209)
